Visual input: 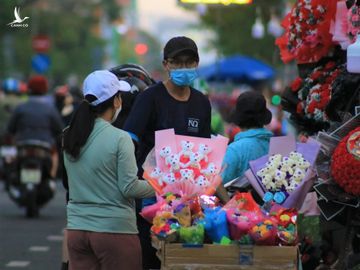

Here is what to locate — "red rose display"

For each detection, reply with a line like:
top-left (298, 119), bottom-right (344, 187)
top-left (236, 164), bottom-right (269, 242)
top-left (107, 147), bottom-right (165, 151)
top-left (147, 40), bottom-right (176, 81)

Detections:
top-left (291, 77), bottom-right (303, 92)
top-left (331, 127), bottom-right (360, 196)
top-left (276, 0), bottom-right (337, 64)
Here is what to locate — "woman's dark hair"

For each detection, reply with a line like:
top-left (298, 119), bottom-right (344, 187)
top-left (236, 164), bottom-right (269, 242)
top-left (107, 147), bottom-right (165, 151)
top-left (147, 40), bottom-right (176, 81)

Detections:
top-left (235, 118), bottom-right (263, 130)
top-left (63, 92), bottom-right (119, 159)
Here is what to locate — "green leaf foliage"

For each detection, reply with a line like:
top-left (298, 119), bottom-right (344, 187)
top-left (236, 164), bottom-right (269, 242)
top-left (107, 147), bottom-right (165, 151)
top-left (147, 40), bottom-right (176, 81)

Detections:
top-left (198, 0), bottom-right (283, 65)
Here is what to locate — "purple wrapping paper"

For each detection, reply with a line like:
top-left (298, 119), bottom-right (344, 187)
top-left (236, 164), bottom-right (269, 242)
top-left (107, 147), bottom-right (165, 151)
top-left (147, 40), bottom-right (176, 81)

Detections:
top-left (269, 135), bottom-right (296, 156)
top-left (248, 136), bottom-right (321, 209)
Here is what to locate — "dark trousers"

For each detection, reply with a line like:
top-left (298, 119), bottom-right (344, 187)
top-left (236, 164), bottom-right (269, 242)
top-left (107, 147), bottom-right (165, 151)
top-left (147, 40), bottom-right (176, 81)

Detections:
top-left (67, 230), bottom-right (142, 270)
top-left (136, 211), bottom-right (161, 270)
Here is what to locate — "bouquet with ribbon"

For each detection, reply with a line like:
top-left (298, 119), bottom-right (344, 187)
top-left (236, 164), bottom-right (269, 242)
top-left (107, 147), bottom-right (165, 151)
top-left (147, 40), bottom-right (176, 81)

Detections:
top-left (223, 192), bottom-right (263, 241)
top-left (245, 135), bottom-right (321, 209)
top-left (142, 128), bottom-right (228, 197)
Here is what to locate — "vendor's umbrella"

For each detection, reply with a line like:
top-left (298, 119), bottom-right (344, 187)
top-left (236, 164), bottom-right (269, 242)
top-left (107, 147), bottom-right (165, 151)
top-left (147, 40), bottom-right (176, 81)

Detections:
top-left (198, 55), bottom-right (275, 82)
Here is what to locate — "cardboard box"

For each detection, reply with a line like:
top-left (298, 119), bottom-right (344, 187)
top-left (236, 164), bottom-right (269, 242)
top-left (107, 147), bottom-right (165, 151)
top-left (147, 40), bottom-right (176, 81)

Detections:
top-left (155, 241), bottom-right (298, 270)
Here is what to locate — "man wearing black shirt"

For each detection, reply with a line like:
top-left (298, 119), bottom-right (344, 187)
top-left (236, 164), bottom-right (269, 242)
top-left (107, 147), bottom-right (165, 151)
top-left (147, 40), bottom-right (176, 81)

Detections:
top-left (124, 36), bottom-right (211, 270)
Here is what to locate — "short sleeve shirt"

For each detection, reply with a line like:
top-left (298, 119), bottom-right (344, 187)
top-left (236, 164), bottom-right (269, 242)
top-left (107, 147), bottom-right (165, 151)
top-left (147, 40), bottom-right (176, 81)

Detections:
top-left (123, 82), bottom-right (211, 168)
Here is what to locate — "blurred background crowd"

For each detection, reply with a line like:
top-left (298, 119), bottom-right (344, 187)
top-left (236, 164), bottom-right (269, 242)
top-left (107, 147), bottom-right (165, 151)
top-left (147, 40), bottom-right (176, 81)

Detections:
top-left (0, 0), bottom-right (299, 145)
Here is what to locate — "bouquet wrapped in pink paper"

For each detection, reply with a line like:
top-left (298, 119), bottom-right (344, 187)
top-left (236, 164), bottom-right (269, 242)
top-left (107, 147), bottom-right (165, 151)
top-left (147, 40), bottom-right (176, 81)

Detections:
top-left (330, 1), bottom-right (360, 50)
top-left (142, 129), bottom-right (229, 198)
top-left (245, 135), bottom-right (321, 209)
top-left (223, 192), bottom-right (262, 241)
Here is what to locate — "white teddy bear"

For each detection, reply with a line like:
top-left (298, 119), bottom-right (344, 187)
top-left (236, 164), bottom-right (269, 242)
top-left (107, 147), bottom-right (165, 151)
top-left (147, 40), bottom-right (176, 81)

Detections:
top-left (179, 169), bottom-right (194, 182)
top-left (179, 140), bottom-right (195, 158)
top-left (160, 146), bottom-right (172, 158)
top-left (194, 175), bottom-right (210, 187)
top-left (165, 154), bottom-right (181, 171)
top-left (185, 152), bottom-right (202, 169)
top-left (150, 167), bottom-right (163, 185)
top-left (197, 144), bottom-right (211, 163)
top-left (201, 162), bottom-right (217, 176)
top-left (150, 167), bottom-right (162, 178)
top-left (162, 173), bottom-right (176, 184)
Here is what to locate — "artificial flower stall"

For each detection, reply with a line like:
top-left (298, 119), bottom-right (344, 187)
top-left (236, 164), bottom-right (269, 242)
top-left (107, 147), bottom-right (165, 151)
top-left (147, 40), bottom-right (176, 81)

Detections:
top-left (141, 129), bottom-right (299, 270)
top-left (275, 0), bottom-right (360, 268)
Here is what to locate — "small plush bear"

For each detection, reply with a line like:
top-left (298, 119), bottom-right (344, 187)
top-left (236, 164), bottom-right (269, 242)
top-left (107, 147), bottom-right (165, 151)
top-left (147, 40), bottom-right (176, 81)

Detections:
top-left (165, 154), bottom-right (181, 171)
top-left (150, 167), bottom-right (163, 185)
top-left (186, 152), bottom-right (202, 169)
top-left (162, 172), bottom-right (176, 184)
top-left (179, 169), bottom-right (194, 182)
top-left (197, 144), bottom-right (211, 163)
top-left (194, 175), bottom-right (210, 187)
top-left (179, 140), bottom-right (195, 158)
top-left (201, 162), bottom-right (217, 176)
top-left (160, 146), bottom-right (172, 158)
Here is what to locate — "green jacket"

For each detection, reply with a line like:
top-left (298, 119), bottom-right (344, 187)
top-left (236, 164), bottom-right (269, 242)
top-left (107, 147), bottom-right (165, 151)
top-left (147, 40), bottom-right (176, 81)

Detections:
top-left (64, 118), bottom-right (154, 234)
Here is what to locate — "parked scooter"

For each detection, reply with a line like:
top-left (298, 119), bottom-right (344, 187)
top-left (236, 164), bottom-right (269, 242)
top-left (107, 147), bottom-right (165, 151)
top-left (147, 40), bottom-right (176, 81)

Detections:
top-left (2, 139), bottom-right (56, 217)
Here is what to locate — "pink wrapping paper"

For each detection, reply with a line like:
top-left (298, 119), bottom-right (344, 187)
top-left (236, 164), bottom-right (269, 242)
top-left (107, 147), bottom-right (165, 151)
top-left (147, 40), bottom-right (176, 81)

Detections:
top-left (248, 136), bottom-right (321, 209)
top-left (330, 1), bottom-right (352, 49)
top-left (144, 129), bottom-right (229, 197)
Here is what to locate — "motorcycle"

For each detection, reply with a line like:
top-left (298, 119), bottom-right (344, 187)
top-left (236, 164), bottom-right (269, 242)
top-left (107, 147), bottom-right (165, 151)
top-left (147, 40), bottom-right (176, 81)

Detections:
top-left (1, 139), bottom-right (56, 217)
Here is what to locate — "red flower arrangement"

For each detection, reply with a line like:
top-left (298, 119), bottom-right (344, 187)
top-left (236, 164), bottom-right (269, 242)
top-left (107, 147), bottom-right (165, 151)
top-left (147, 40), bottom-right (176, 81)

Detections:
top-left (348, 3), bottom-right (360, 42)
top-left (288, 61), bottom-right (342, 124)
top-left (290, 77), bottom-right (303, 92)
top-left (331, 127), bottom-right (360, 196)
top-left (276, 0), bottom-right (338, 64)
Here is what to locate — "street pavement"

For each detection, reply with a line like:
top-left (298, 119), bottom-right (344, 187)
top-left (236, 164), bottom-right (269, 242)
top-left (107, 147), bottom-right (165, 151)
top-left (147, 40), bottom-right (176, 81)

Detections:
top-left (0, 181), bottom-right (66, 270)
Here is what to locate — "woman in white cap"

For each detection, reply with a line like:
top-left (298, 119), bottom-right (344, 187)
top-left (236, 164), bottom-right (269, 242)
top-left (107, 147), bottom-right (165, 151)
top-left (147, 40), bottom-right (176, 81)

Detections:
top-left (62, 70), bottom-right (155, 270)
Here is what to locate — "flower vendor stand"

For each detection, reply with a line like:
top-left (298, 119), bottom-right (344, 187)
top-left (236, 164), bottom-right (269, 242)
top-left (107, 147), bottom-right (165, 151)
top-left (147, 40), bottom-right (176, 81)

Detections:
top-left (153, 239), bottom-right (299, 270)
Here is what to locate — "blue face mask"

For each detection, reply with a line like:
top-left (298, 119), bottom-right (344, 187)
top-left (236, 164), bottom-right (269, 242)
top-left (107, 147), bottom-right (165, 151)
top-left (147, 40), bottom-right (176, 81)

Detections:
top-left (169, 68), bottom-right (198, 86)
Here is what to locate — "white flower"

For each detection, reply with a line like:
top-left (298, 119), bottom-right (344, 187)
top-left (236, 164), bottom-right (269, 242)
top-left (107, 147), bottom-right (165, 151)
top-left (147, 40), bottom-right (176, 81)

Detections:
top-left (317, 5), bottom-right (325, 13)
top-left (257, 168), bottom-right (267, 178)
top-left (258, 150), bottom-right (311, 194)
top-left (298, 160), bottom-right (311, 170)
top-left (261, 174), bottom-right (272, 183)
top-left (280, 164), bottom-right (294, 175)
top-left (275, 178), bottom-right (288, 189)
top-left (265, 181), bottom-right (276, 191)
top-left (269, 154), bottom-right (282, 163)
top-left (274, 169), bottom-right (286, 181)
top-left (289, 151), bottom-right (303, 161)
top-left (286, 182), bottom-right (297, 192)
top-left (293, 168), bottom-right (305, 180)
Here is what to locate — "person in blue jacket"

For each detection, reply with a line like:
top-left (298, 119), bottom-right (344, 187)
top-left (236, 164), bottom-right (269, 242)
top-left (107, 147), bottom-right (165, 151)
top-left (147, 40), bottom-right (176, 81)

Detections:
top-left (222, 91), bottom-right (273, 185)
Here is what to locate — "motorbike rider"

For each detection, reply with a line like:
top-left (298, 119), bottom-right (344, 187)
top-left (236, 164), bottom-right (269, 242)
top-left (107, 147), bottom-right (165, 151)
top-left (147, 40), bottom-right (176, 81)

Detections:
top-left (7, 75), bottom-right (64, 179)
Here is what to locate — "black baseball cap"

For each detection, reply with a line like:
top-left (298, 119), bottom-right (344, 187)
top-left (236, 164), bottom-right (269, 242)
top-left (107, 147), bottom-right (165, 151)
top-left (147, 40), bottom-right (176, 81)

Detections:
top-left (163, 36), bottom-right (199, 61)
